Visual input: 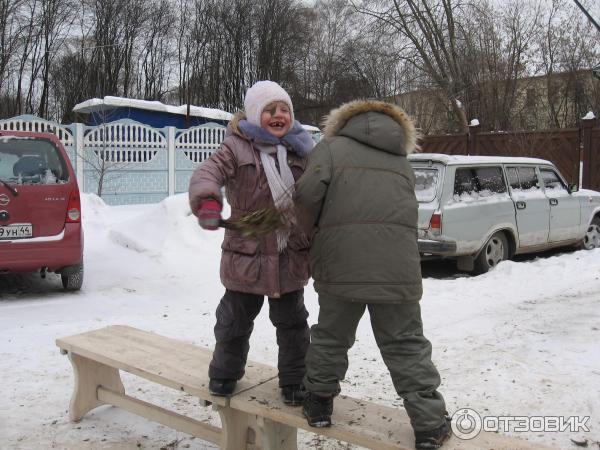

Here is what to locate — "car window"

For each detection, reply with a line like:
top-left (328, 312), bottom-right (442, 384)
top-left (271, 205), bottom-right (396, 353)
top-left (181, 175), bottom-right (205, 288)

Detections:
top-left (0, 152), bottom-right (18, 179)
top-left (413, 168), bottom-right (439, 202)
top-left (507, 166), bottom-right (540, 191)
top-left (477, 167), bottom-right (507, 193)
top-left (453, 166), bottom-right (506, 200)
top-left (506, 167), bottom-right (520, 189)
top-left (0, 137), bottom-right (68, 184)
top-left (539, 167), bottom-right (567, 192)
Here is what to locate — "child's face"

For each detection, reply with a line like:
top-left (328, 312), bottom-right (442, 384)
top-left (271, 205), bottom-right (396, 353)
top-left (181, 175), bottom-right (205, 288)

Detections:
top-left (260, 102), bottom-right (292, 138)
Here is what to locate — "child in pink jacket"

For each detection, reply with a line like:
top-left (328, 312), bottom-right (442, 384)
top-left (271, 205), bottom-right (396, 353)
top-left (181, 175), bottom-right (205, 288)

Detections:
top-left (188, 81), bottom-right (314, 405)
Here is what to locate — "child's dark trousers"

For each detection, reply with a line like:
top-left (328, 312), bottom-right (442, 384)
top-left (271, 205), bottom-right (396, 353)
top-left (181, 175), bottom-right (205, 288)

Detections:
top-left (208, 288), bottom-right (309, 386)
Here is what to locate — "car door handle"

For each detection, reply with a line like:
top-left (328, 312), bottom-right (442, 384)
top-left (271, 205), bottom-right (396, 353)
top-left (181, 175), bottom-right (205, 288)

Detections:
top-left (516, 201), bottom-right (526, 210)
top-left (549, 198), bottom-right (558, 206)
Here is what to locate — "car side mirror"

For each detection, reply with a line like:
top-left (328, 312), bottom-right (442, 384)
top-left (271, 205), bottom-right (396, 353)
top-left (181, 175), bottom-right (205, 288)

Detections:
top-left (567, 183), bottom-right (578, 194)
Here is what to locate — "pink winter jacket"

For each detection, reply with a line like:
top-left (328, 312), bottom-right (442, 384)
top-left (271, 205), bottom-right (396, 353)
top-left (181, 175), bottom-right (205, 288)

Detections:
top-left (188, 113), bottom-right (310, 298)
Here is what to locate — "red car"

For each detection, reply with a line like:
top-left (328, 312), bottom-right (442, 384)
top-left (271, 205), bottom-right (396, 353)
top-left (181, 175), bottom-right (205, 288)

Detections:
top-left (0, 131), bottom-right (84, 290)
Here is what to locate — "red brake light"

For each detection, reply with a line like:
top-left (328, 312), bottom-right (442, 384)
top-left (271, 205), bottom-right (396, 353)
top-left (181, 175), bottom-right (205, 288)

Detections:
top-left (429, 213), bottom-right (441, 230)
top-left (66, 189), bottom-right (81, 223)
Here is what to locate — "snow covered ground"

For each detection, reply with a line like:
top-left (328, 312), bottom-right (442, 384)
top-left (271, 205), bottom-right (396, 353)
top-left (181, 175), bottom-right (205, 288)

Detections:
top-left (1, 193), bottom-right (599, 450)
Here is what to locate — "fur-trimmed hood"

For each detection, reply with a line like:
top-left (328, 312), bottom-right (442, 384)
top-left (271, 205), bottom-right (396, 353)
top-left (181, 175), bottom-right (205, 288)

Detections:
top-left (322, 100), bottom-right (418, 156)
top-left (227, 111), bottom-right (314, 157)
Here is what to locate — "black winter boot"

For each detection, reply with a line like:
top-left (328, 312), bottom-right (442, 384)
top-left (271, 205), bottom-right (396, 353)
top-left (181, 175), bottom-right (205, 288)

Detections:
top-left (281, 384), bottom-right (306, 406)
top-left (414, 416), bottom-right (452, 449)
top-left (302, 392), bottom-right (333, 427)
top-left (208, 378), bottom-right (237, 396)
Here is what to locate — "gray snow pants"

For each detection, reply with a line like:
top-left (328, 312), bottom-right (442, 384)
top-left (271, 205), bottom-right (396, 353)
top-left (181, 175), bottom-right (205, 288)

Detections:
top-left (303, 294), bottom-right (447, 432)
top-left (208, 288), bottom-right (309, 386)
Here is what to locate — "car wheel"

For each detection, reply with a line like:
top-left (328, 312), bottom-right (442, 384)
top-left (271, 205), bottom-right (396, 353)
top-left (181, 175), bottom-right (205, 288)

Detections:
top-left (582, 217), bottom-right (600, 250)
top-left (62, 265), bottom-right (84, 291)
top-left (474, 232), bottom-right (509, 274)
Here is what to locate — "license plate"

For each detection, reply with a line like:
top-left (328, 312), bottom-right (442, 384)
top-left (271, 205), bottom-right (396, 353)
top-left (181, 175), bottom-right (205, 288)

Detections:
top-left (0, 224), bottom-right (33, 240)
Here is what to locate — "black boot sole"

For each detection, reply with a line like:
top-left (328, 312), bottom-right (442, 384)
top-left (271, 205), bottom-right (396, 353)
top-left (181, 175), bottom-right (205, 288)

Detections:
top-left (209, 391), bottom-right (233, 397)
top-left (303, 411), bottom-right (331, 427)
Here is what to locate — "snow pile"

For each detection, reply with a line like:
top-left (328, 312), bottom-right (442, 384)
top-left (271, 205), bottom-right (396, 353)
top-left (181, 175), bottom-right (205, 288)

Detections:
top-left (107, 194), bottom-right (198, 254)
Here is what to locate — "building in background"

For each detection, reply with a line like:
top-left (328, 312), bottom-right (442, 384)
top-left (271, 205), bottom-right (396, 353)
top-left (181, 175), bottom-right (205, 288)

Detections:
top-left (395, 70), bottom-right (599, 134)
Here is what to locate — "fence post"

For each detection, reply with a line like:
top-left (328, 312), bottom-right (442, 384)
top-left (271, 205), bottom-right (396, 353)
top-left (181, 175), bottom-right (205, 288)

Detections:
top-left (167, 126), bottom-right (176, 196)
top-left (467, 121), bottom-right (481, 156)
top-left (74, 123), bottom-right (85, 190)
top-left (580, 113), bottom-right (597, 189)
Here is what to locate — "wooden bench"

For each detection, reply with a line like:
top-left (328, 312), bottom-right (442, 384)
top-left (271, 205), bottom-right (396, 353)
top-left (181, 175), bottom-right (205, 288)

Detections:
top-left (56, 325), bottom-right (556, 450)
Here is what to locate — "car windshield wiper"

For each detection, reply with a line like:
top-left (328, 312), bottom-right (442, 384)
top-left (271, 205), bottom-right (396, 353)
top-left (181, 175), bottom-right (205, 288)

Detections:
top-left (0, 178), bottom-right (18, 196)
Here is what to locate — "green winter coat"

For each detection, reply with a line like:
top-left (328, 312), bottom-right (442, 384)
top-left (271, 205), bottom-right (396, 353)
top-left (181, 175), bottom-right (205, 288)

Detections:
top-left (294, 100), bottom-right (422, 303)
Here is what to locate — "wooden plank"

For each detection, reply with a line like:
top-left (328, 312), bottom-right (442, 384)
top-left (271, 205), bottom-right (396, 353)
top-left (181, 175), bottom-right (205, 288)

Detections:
top-left (230, 379), bottom-right (557, 450)
top-left (56, 325), bottom-right (278, 406)
top-left (97, 386), bottom-right (221, 444)
top-left (231, 380), bottom-right (413, 450)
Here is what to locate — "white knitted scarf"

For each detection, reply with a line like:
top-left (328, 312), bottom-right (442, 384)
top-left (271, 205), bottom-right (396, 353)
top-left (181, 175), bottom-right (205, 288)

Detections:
top-left (257, 144), bottom-right (295, 252)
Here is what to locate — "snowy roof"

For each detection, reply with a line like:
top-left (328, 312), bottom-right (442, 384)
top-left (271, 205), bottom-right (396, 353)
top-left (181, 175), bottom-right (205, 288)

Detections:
top-left (409, 153), bottom-right (552, 166)
top-left (301, 124), bottom-right (320, 132)
top-left (73, 96), bottom-right (233, 121)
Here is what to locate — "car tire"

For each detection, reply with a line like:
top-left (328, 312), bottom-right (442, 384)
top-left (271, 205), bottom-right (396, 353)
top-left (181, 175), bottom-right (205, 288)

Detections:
top-left (61, 265), bottom-right (84, 291)
top-left (474, 232), bottom-right (509, 274)
top-left (581, 217), bottom-right (600, 250)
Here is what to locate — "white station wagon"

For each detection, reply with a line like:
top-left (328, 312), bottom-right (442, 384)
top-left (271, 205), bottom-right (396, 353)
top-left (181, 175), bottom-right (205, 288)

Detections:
top-left (409, 154), bottom-right (600, 273)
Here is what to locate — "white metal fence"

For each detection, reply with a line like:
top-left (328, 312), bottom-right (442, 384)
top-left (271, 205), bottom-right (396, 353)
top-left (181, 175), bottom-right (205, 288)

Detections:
top-left (0, 114), bottom-right (226, 205)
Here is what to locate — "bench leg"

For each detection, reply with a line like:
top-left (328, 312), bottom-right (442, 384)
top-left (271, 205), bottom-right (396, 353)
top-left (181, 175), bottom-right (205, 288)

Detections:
top-left (217, 407), bottom-right (255, 450)
top-left (255, 416), bottom-right (297, 450)
top-left (67, 352), bottom-right (125, 422)
top-left (216, 406), bottom-right (297, 450)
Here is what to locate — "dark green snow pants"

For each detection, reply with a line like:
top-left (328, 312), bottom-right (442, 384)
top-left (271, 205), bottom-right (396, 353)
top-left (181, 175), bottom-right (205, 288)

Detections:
top-left (303, 294), bottom-right (447, 431)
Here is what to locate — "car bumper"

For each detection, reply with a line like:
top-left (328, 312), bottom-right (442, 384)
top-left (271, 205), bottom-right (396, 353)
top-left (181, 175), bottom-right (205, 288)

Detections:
top-left (0, 224), bottom-right (83, 273)
top-left (418, 238), bottom-right (457, 256)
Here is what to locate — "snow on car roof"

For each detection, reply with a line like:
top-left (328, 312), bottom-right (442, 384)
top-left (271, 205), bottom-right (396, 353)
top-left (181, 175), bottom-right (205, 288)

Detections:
top-left (409, 153), bottom-right (552, 166)
top-left (73, 96), bottom-right (233, 121)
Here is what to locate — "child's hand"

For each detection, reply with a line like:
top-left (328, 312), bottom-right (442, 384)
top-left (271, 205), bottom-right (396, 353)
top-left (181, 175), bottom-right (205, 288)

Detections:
top-left (197, 199), bottom-right (222, 230)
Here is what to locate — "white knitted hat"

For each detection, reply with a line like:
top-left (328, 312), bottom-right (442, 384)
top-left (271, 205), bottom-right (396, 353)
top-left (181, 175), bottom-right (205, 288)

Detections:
top-left (244, 80), bottom-right (294, 127)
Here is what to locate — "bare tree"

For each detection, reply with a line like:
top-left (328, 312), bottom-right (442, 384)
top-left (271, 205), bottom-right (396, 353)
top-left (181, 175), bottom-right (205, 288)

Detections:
top-left (78, 109), bottom-right (134, 196)
top-left (37, 0), bottom-right (76, 118)
top-left (539, 0), bottom-right (600, 128)
top-left (353, 0), bottom-right (471, 132)
top-left (291, 0), bottom-right (358, 123)
top-left (137, 0), bottom-right (175, 100)
top-left (0, 0), bottom-right (22, 95)
top-left (461, 0), bottom-right (542, 130)
top-left (48, 1), bottom-right (96, 122)
top-left (13, 0), bottom-right (38, 115)
top-left (84, 0), bottom-right (147, 98)
top-left (1, 0), bottom-right (598, 131)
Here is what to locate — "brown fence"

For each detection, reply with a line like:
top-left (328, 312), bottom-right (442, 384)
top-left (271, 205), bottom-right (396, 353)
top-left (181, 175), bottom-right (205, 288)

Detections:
top-left (420, 117), bottom-right (600, 190)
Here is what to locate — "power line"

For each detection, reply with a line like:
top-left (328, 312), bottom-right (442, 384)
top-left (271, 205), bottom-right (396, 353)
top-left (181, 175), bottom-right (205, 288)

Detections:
top-left (573, 0), bottom-right (600, 32)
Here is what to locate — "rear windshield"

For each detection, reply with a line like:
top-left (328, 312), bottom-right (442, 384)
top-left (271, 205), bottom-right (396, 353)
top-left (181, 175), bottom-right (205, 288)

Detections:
top-left (413, 168), bottom-right (439, 202)
top-left (0, 136), bottom-right (69, 185)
